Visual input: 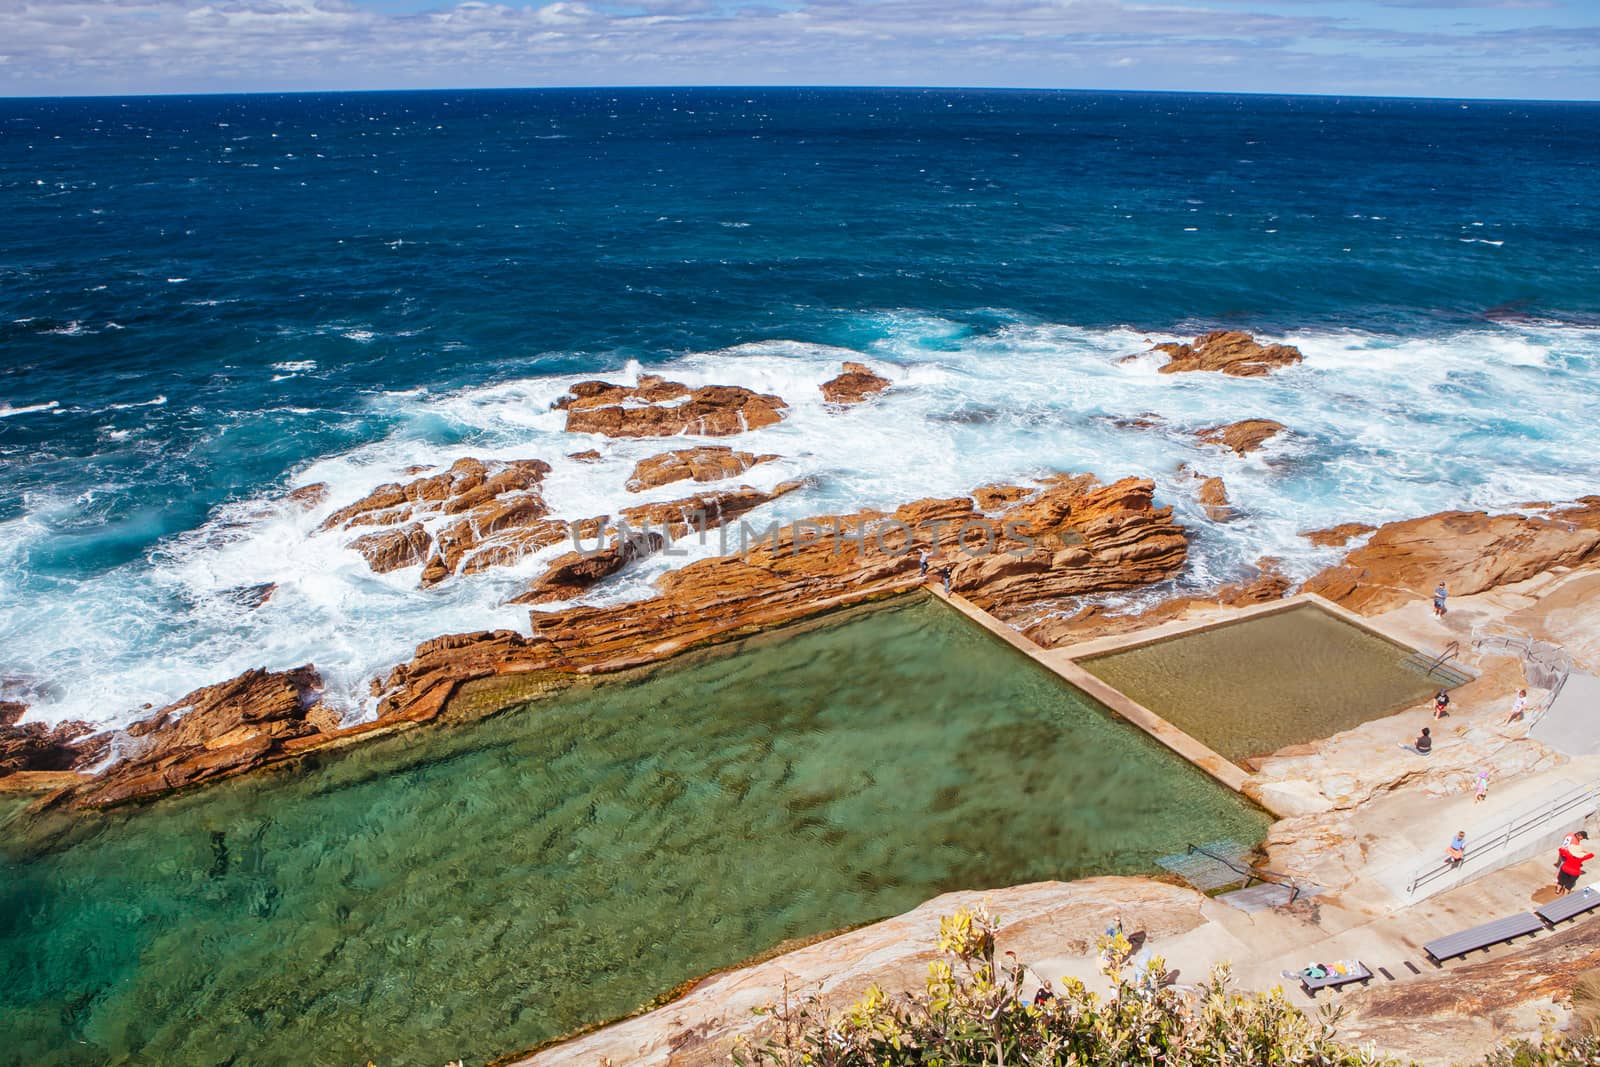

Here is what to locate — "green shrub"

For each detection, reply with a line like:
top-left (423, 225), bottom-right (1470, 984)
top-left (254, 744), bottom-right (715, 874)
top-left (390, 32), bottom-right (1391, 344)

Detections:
top-left (731, 903), bottom-right (1399, 1066)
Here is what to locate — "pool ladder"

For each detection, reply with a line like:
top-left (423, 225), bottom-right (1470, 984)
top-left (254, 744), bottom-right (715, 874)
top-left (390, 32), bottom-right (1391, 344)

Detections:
top-left (1401, 641), bottom-right (1473, 688)
top-left (1184, 842), bottom-right (1304, 904)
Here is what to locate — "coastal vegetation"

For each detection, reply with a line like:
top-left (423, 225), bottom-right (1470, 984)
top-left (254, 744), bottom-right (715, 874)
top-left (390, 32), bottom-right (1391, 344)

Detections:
top-left (732, 907), bottom-right (1600, 1067)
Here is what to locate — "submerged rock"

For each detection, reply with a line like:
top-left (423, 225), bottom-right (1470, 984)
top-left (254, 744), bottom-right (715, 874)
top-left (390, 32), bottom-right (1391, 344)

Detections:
top-left (1153, 330), bottom-right (1303, 377)
top-left (819, 361), bottom-right (891, 404)
top-left (1196, 418), bottom-right (1287, 455)
top-left (557, 375), bottom-right (787, 437)
top-left (625, 445), bottom-right (779, 491)
top-left (1302, 522), bottom-right (1378, 548)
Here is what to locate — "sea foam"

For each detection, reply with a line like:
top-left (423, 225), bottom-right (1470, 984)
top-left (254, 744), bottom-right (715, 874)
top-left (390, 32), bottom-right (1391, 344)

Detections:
top-left (4, 318), bottom-right (1600, 733)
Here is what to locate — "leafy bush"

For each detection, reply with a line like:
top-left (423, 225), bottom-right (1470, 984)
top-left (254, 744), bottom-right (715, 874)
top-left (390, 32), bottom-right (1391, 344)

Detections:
top-left (732, 903), bottom-right (1398, 1066)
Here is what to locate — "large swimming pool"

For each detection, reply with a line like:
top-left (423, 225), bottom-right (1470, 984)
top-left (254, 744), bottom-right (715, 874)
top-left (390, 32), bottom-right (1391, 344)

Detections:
top-left (0, 595), bottom-right (1269, 1066)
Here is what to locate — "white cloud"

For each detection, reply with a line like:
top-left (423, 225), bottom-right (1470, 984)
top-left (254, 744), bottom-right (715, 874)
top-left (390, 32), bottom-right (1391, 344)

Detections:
top-left (0, 0), bottom-right (1594, 98)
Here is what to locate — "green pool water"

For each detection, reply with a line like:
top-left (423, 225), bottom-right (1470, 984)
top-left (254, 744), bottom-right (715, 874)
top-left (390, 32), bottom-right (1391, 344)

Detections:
top-left (1078, 603), bottom-right (1440, 762)
top-left (0, 595), bottom-right (1269, 1067)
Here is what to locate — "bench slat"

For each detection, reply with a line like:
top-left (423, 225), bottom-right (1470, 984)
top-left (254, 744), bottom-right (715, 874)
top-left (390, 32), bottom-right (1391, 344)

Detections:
top-left (1423, 913), bottom-right (1544, 962)
top-left (1537, 887), bottom-right (1600, 926)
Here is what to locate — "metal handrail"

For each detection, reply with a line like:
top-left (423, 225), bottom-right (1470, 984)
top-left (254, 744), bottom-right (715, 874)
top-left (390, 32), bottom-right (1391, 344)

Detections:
top-left (1420, 640), bottom-right (1462, 678)
top-left (1405, 779), bottom-right (1599, 896)
top-left (1188, 843), bottom-right (1302, 904)
top-left (1473, 631), bottom-right (1573, 729)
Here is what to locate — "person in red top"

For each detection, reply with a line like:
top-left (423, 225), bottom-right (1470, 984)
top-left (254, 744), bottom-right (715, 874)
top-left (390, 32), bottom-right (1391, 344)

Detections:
top-left (1557, 832), bottom-right (1593, 895)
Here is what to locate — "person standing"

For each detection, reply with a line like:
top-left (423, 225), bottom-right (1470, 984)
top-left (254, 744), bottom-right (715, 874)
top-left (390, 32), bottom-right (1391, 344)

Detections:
top-left (942, 568), bottom-right (952, 596)
top-left (1433, 583), bottom-right (1448, 617)
top-left (1447, 831), bottom-right (1466, 869)
top-left (1558, 833), bottom-right (1594, 896)
top-left (918, 549), bottom-right (930, 578)
top-left (1474, 771), bottom-right (1490, 804)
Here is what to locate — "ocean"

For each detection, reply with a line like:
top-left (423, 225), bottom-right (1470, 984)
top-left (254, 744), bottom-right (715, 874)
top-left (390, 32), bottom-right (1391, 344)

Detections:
top-left (3, 87), bottom-right (1599, 731)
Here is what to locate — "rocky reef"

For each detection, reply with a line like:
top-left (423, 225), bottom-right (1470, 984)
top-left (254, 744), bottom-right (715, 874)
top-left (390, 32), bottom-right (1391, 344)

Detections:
top-left (625, 445), bottom-right (779, 491)
top-left (1196, 418), bottom-right (1286, 455)
top-left (819, 361), bottom-right (891, 404)
top-left (373, 472), bottom-right (1187, 724)
top-left (557, 375), bottom-right (787, 437)
top-left (316, 456), bottom-right (558, 587)
top-left (1153, 330), bottom-right (1303, 377)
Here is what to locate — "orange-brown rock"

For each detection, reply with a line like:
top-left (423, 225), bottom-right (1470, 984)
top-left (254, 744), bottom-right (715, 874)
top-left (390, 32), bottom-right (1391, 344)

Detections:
top-left (0, 707), bottom-right (104, 776)
top-left (372, 473), bottom-right (1188, 721)
top-left (1302, 522), bottom-right (1377, 548)
top-left (819, 361), bottom-right (891, 404)
top-left (78, 666), bottom-right (325, 807)
top-left (625, 446), bottom-right (779, 492)
top-left (1154, 331), bottom-right (1303, 377)
top-left (558, 375), bottom-right (787, 437)
top-left (1196, 419), bottom-right (1286, 455)
top-left (513, 532), bottom-right (667, 605)
top-left (318, 458), bottom-right (554, 587)
top-left (568, 449), bottom-right (603, 462)
top-left (510, 481), bottom-right (807, 604)
top-left (1304, 499), bottom-right (1600, 614)
top-left (349, 522), bottom-right (432, 573)
top-left (285, 482), bottom-right (330, 509)
top-left (1197, 476), bottom-right (1233, 521)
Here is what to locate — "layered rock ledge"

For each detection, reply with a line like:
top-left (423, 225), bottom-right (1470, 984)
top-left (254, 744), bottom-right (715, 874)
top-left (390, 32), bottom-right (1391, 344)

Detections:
top-left (557, 375), bottom-right (787, 437)
top-left (1153, 330), bottom-right (1303, 377)
top-left (625, 446), bottom-right (779, 491)
top-left (1196, 418), bottom-right (1286, 455)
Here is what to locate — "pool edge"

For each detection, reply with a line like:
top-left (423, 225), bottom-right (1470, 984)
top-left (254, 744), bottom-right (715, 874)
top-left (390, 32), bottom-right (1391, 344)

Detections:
top-left (929, 586), bottom-right (1259, 806)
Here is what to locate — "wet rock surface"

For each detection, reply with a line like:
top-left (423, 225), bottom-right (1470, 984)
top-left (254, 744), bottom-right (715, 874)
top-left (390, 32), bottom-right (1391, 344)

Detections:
top-left (819, 361), bottom-right (891, 404)
top-left (1153, 330), bottom-right (1303, 377)
top-left (557, 375), bottom-right (787, 437)
top-left (625, 446), bottom-right (779, 491)
top-left (1196, 418), bottom-right (1287, 455)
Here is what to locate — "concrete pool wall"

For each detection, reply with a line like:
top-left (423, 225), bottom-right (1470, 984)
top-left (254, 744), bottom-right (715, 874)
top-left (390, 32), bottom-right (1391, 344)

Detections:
top-left (935, 589), bottom-right (1469, 815)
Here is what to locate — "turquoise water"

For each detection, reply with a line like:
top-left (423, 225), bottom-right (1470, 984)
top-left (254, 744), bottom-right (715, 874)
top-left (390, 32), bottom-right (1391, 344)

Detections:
top-left (0, 597), bottom-right (1269, 1066)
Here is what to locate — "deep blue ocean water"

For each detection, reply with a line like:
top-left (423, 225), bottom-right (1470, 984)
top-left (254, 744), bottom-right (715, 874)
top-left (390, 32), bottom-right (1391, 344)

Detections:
top-left (3, 88), bottom-right (1599, 727)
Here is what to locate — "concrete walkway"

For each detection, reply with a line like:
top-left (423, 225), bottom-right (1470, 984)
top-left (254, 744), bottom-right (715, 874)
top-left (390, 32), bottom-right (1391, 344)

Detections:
top-left (1534, 672), bottom-right (1600, 756)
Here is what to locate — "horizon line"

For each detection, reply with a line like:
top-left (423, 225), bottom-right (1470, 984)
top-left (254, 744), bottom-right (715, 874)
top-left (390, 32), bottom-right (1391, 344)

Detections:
top-left (2, 83), bottom-right (1597, 106)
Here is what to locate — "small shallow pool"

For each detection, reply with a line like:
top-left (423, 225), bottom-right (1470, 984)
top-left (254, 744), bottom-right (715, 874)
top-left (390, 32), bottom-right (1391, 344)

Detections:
top-left (1077, 603), bottom-right (1440, 762)
top-left (0, 595), bottom-right (1268, 1067)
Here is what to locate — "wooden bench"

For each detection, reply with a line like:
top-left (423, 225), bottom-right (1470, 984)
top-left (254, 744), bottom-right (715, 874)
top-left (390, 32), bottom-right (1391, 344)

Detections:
top-left (1423, 912), bottom-right (1544, 964)
top-left (1299, 961), bottom-right (1372, 997)
top-left (1537, 887), bottom-right (1600, 927)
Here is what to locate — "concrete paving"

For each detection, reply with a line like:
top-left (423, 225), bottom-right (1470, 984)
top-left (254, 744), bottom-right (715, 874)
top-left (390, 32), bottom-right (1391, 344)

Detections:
top-left (1532, 671), bottom-right (1600, 756)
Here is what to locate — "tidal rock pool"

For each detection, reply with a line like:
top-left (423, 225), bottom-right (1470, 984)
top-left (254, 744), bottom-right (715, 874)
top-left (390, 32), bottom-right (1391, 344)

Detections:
top-left (0, 595), bottom-right (1269, 1066)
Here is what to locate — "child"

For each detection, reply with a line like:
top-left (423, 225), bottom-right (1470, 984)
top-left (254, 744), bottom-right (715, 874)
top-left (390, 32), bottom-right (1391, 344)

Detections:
top-left (1502, 689), bottom-right (1528, 725)
top-left (1434, 690), bottom-right (1451, 719)
top-left (1474, 770), bottom-right (1489, 803)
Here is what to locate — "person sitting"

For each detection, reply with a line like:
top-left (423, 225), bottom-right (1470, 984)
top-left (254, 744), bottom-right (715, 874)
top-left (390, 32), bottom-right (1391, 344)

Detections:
top-left (1399, 726), bottom-right (1433, 755)
top-left (1503, 689), bottom-right (1528, 725)
top-left (1447, 830), bottom-right (1466, 869)
top-left (1434, 690), bottom-right (1451, 719)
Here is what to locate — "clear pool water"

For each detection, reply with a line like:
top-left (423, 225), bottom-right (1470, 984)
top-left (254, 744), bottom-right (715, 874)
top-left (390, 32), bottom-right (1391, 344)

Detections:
top-left (0, 596), bottom-right (1268, 1066)
top-left (1078, 603), bottom-right (1439, 761)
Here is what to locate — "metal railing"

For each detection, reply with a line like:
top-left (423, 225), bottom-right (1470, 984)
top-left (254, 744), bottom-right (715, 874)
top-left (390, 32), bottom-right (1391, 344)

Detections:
top-left (1405, 779), bottom-right (1599, 896)
top-left (1473, 631), bottom-right (1574, 728)
top-left (1188, 842), bottom-right (1303, 904)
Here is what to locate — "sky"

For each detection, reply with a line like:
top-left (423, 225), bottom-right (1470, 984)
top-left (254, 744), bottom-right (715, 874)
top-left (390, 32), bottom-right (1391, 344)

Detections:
top-left (0, 0), bottom-right (1596, 100)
